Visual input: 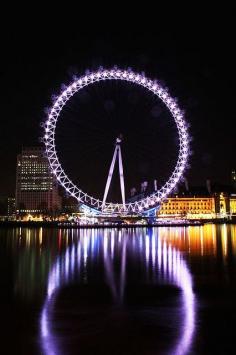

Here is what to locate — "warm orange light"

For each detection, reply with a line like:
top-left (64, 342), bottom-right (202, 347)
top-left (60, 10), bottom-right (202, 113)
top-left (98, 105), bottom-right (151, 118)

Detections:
top-left (158, 197), bottom-right (216, 218)
top-left (158, 224), bottom-right (217, 256)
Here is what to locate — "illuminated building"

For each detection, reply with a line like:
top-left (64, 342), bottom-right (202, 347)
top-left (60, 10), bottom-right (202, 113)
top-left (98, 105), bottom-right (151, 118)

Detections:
top-left (158, 196), bottom-right (216, 219)
top-left (157, 193), bottom-right (236, 220)
top-left (230, 194), bottom-right (236, 215)
top-left (7, 197), bottom-right (15, 216)
top-left (15, 147), bottom-right (61, 216)
top-left (218, 193), bottom-right (228, 216)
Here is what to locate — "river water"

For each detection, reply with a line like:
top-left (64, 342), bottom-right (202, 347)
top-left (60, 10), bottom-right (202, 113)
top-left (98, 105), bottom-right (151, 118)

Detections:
top-left (0, 225), bottom-right (236, 354)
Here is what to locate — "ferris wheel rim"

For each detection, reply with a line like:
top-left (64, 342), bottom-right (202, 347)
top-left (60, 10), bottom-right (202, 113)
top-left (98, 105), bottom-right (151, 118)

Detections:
top-left (43, 67), bottom-right (190, 214)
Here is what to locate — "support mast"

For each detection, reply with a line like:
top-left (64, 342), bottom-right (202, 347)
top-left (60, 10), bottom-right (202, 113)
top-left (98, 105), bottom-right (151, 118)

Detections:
top-left (102, 136), bottom-right (126, 210)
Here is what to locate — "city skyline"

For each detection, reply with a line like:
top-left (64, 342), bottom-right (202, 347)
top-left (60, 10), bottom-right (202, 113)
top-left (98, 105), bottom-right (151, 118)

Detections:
top-left (0, 29), bottom-right (234, 196)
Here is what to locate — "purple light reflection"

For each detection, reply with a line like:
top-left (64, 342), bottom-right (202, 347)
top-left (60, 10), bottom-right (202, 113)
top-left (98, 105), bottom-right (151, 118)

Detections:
top-left (40, 229), bottom-right (195, 355)
top-left (168, 242), bottom-right (195, 355)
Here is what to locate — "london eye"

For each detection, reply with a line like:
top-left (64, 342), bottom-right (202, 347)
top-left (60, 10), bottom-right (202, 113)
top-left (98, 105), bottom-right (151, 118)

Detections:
top-left (43, 68), bottom-right (190, 215)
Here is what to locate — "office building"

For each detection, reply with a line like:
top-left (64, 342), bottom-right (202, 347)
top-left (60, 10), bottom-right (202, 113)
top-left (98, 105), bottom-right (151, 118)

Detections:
top-left (15, 147), bottom-right (61, 215)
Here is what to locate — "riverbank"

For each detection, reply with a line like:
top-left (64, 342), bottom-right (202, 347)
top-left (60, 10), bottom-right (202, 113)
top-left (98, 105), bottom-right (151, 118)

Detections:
top-left (0, 220), bottom-right (229, 228)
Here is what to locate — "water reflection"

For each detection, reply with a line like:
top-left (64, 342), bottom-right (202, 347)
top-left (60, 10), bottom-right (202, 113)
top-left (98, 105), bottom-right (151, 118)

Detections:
top-left (0, 225), bottom-right (236, 354)
top-left (40, 228), bottom-right (195, 355)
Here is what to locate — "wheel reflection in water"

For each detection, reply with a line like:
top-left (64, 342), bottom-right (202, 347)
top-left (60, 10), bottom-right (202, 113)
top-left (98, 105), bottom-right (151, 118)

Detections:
top-left (40, 229), bottom-right (195, 355)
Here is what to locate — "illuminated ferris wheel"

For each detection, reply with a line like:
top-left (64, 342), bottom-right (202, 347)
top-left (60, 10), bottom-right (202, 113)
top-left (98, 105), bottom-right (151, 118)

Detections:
top-left (43, 67), bottom-right (190, 215)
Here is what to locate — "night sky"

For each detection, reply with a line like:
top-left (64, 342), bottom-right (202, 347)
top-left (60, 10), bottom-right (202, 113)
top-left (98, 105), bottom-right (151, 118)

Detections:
top-left (0, 26), bottom-right (234, 199)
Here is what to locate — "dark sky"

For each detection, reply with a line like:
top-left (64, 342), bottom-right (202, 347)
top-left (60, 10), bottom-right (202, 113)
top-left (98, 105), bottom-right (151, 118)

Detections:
top-left (0, 26), bottom-right (235, 198)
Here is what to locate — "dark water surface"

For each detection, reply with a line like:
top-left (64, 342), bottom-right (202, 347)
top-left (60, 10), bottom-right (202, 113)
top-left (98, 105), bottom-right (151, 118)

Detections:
top-left (0, 225), bottom-right (236, 354)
